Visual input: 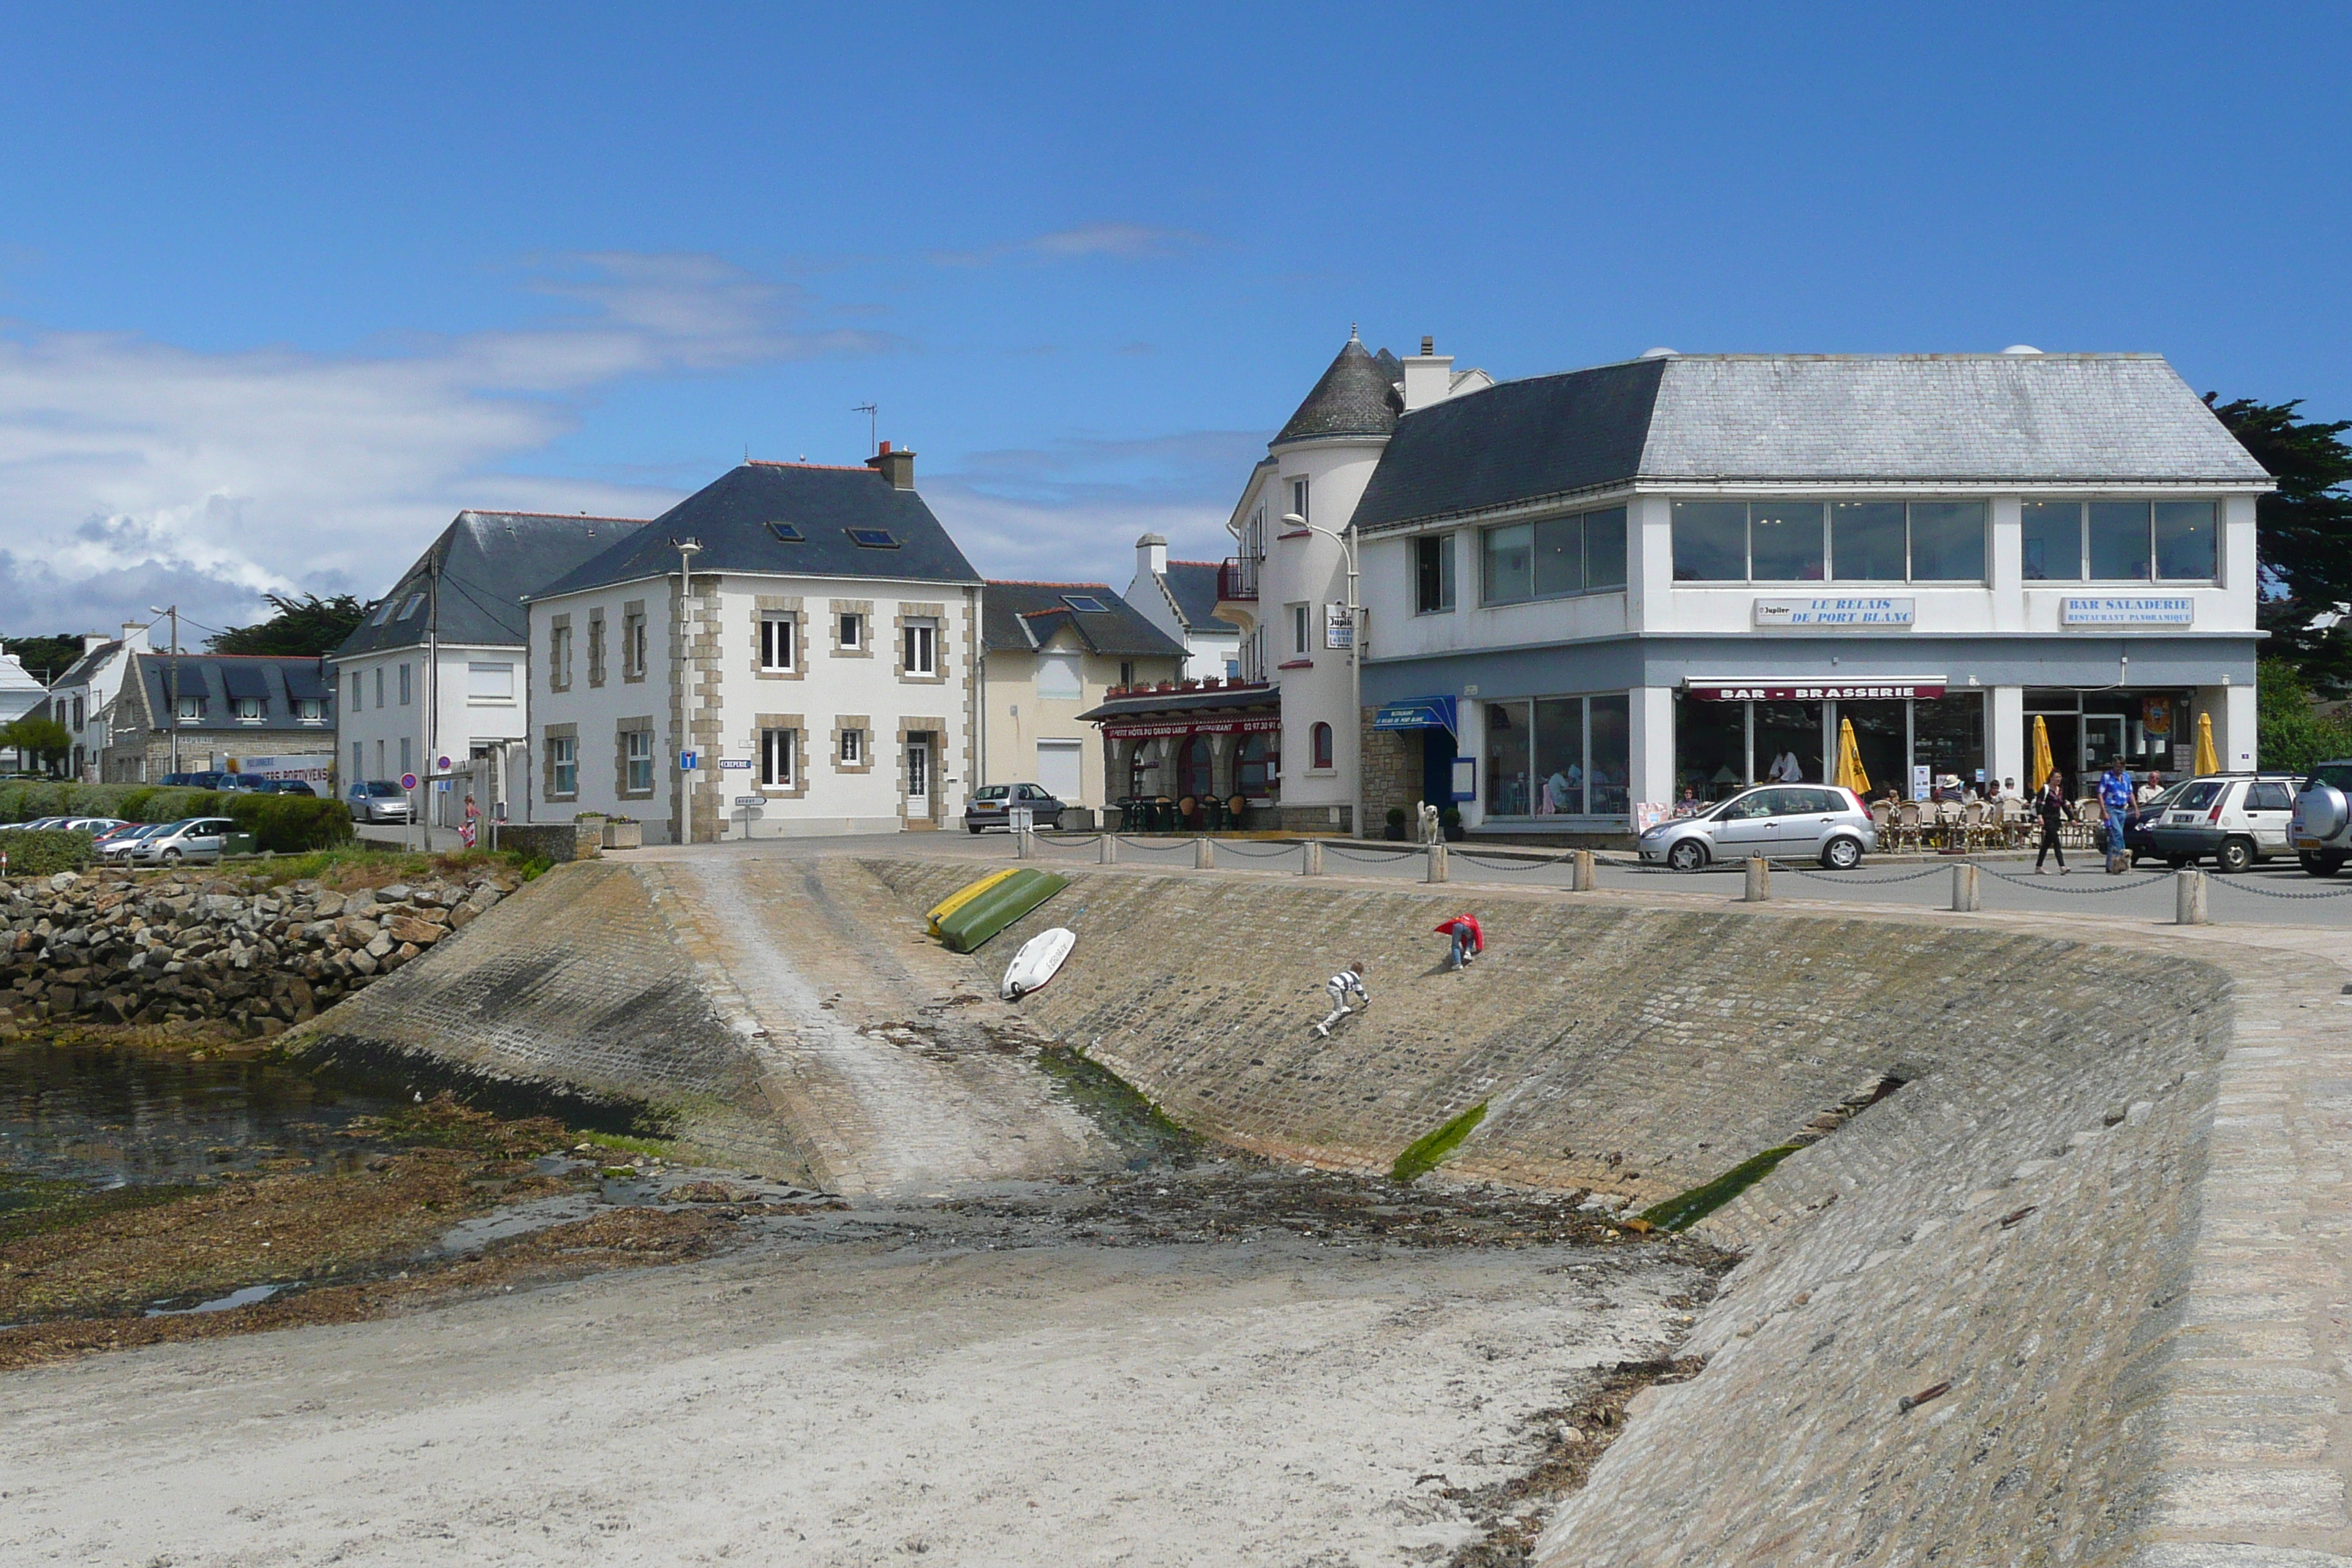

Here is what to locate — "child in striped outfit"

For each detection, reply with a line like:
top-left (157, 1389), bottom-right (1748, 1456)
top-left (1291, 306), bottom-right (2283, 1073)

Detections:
top-left (1314, 962), bottom-right (1368, 1036)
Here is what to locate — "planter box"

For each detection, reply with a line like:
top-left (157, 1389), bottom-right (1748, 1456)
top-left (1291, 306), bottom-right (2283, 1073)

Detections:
top-left (601, 821), bottom-right (643, 850)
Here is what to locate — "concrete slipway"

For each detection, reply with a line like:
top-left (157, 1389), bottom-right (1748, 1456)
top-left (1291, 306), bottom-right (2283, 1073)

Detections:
top-left (3, 846), bottom-right (2349, 1567)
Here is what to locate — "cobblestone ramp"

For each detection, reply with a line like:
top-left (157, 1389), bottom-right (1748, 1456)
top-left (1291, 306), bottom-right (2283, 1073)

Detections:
top-left (644, 856), bottom-right (1115, 1195)
top-left (871, 860), bottom-right (2352, 1566)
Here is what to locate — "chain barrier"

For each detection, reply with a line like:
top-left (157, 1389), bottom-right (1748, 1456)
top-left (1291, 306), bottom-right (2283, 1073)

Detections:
top-left (1784, 864), bottom-right (1951, 885)
top-left (1028, 832), bottom-right (1101, 849)
top-left (1213, 840), bottom-right (1302, 859)
top-left (1327, 845), bottom-right (1423, 864)
top-left (1978, 865), bottom-right (2168, 894)
top-left (1114, 835), bottom-right (1197, 853)
top-left (1455, 849), bottom-right (1579, 870)
top-left (2204, 875), bottom-right (2352, 900)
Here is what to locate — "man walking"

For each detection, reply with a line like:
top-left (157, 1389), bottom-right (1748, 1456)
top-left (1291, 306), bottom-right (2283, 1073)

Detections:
top-left (2098, 757), bottom-right (2135, 875)
top-left (1314, 961), bottom-right (1369, 1037)
top-left (1435, 912), bottom-right (1483, 971)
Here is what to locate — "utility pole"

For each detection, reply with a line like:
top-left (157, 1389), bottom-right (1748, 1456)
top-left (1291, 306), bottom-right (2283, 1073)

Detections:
top-left (149, 605), bottom-right (181, 777)
top-left (674, 538), bottom-right (703, 845)
top-left (423, 543), bottom-right (440, 851)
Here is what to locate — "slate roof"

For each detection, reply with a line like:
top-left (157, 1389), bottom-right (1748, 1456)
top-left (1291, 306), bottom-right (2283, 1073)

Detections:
top-left (1352, 353), bottom-right (2274, 532)
top-left (1161, 562), bottom-right (1228, 632)
top-left (127, 654), bottom-right (336, 733)
top-left (536, 461), bottom-right (981, 600)
top-left (51, 640), bottom-right (122, 689)
top-left (1273, 336), bottom-right (1402, 446)
top-left (982, 583), bottom-right (1186, 660)
top-left (335, 511), bottom-right (647, 659)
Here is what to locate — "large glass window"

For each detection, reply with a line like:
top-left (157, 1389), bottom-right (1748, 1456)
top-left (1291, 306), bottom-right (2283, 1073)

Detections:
top-left (1588, 695), bottom-right (1629, 815)
top-left (2021, 502), bottom-right (2084, 581)
top-left (1674, 696), bottom-right (1746, 804)
top-left (1831, 502), bottom-right (1907, 581)
top-left (1907, 502), bottom-right (1987, 581)
top-left (1485, 693), bottom-right (1631, 818)
top-left (1534, 517), bottom-right (1586, 598)
top-left (1749, 502), bottom-right (1825, 581)
top-left (1483, 702), bottom-right (1531, 817)
top-left (1483, 523), bottom-right (1537, 603)
top-left (1841, 700), bottom-right (1907, 797)
top-left (1584, 508), bottom-right (1627, 590)
top-left (1483, 508), bottom-right (1627, 604)
top-left (1752, 702), bottom-right (1823, 785)
top-left (2154, 501), bottom-right (2217, 579)
top-left (1672, 502), bottom-right (1747, 580)
top-left (1534, 698), bottom-right (1583, 814)
top-left (1414, 535), bottom-right (1455, 614)
top-left (1913, 694), bottom-right (1984, 788)
top-left (2088, 502), bottom-right (2152, 581)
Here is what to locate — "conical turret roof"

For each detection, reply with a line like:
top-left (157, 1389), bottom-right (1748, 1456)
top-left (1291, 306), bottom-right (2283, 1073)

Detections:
top-left (1273, 333), bottom-right (1401, 445)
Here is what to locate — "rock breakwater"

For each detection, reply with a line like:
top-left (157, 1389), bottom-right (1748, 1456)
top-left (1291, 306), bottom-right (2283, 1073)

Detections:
top-left (1, 867), bottom-right (519, 1038)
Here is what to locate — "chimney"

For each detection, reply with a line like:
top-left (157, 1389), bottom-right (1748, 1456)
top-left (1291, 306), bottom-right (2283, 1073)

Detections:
top-left (122, 621), bottom-right (151, 654)
top-left (1402, 335), bottom-right (1456, 413)
top-left (83, 633), bottom-right (108, 654)
top-left (1136, 532), bottom-right (1169, 581)
top-left (866, 439), bottom-right (916, 489)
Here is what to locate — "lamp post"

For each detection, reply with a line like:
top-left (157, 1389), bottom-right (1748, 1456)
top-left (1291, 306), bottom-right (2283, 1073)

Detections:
top-left (1282, 510), bottom-right (1361, 840)
top-left (674, 538), bottom-right (703, 845)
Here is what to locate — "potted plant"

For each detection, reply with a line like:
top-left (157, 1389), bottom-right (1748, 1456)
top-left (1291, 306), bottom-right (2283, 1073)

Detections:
top-left (1384, 806), bottom-right (1408, 842)
top-left (601, 815), bottom-right (643, 850)
top-left (1441, 806), bottom-right (1466, 843)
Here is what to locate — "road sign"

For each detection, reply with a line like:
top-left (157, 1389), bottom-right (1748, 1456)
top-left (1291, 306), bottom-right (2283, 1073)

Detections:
top-left (720, 758), bottom-right (752, 771)
top-left (399, 772), bottom-right (418, 791)
top-left (734, 795), bottom-right (763, 806)
top-left (437, 755), bottom-right (452, 771)
top-left (679, 750), bottom-right (698, 772)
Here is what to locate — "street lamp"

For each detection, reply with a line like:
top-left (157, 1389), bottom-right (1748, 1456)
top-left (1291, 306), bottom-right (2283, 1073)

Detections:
top-left (1282, 510), bottom-right (1362, 840)
top-left (674, 538), bottom-right (703, 844)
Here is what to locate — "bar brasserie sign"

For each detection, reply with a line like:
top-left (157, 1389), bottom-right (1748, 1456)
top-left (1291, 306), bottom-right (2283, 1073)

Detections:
top-left (1686, 679), bottom-right (1948, 702)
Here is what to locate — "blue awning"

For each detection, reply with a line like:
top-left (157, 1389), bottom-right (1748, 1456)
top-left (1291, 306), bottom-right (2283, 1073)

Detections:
top-left (1371, 696), bottom-right (1458, 735)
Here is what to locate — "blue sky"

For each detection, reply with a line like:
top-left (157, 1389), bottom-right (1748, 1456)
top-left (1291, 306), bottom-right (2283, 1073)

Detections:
top-left (1, 4), bottom-right (2345, 636)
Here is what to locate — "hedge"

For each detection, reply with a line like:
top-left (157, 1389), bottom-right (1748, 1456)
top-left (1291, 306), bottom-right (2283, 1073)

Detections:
top-left (0, 829), bottom-right (97, 877)
top-left (0, 781), bottom-right (354, 853)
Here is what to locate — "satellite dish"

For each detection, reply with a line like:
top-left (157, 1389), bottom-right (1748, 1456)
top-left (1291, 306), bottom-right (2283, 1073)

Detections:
top-left (2001, 344), bottom-right (2044, 355)
top-left (1638, 346), bottom-right (1678, 359)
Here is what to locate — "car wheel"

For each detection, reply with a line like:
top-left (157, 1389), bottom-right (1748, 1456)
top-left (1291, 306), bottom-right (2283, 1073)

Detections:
top-left (2216, 836), bottom-right (2255, 875)
top-left (2301, 852), bottom-right (2346, 879)
top-left (160, 849), bottom-right (182, 865)
top-left (968, 824), bottom-right (982, 835)
top-left (1820, 836), bottom-right (1863, 871)
top-left (1666, 839), bottom-right (1707, 872)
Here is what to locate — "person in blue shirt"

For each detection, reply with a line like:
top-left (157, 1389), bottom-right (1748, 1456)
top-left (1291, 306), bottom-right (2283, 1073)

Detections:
top-left (2097, 758), bottom-right (2136, 872)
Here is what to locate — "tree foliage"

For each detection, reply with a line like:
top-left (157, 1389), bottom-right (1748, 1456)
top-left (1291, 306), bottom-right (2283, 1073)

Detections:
top-left (0, 634), bottom-right (88, 683)
top-left (2257, 657), bottom-right (2352, 774)
top-left (2207, 395), bottom-right (2352, 691)
top-left (207, 594), bottom-right (371, 657)
top-left (0, 715), bottom-right (72, 770)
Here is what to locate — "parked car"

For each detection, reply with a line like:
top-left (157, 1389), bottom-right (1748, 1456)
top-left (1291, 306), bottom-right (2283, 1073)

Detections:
top-left (0, 816), bottom-right (72, 832)
top-left (265, 779), bottom-right (318, 796)
top-left (1638, 783), bottom-right (1877, 870)
top-left (98, 823), bottom-right (170, 859)
top-left (127, 817), bottom-right (239, 866)
top-left (347, 780), bottom-right (412, 823)
top-left (2291, 760), bottom-right (2352, 877)
top-left (2144, 774), bottom-right (2304, 872)
top-left (964, 783), bottom-right (1067, 834)
top-left (56, 817), bottom-right (131, 837)
top-left (2122, 781), bottom-right (2193, 867)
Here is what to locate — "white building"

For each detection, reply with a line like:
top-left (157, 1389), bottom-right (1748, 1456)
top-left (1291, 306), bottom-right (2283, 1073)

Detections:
top-left (1109, 340), bottom-right (2274, 840)
top-left (525, 447), bottom-right (983, 843)
top-left (45, 624), bottom-right (153, 782)
top-left (1123, 535), bottom-right (1240, 682)
top-left (979, 581), bottom-right (1184, 810)
top-left (331, 510), bottom-right (644, 820)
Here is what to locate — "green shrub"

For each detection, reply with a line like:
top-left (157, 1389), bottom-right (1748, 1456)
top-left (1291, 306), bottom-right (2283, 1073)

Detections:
top-left (0, 830), bottom-right (97, 877)
top-left (223, 794), bottom-right (355, 852)
top-left (0, 781), bottom-right (224, 825)
top-left (1390, 1101), bottom-right (1489, 1185)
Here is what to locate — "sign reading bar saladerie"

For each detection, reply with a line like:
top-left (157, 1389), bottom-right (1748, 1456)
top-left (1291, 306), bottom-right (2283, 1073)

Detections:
top-left (1102, 715), bottom-right (1284, 739)
top-left (2061, 595), bottom-right (2194, 626)
top-left (1752, 596), bottom-right (1916, 629)
top-left (1685, 679), bottom-right (1948, 702)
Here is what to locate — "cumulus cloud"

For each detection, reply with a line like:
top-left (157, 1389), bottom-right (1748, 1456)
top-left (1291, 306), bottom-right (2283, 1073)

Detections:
top-left (922, 429), bottom-right (1264, 588)
top-left (929, 222), bottom-right (1207, 268)
top-left (0, 252), bottom-right (888, 636)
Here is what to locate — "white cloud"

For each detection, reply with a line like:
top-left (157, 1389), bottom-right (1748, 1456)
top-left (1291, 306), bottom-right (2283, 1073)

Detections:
top-left (929, 222), bottom-right (1207, 268)
top-left (0, 252), bottom-right (888, 636)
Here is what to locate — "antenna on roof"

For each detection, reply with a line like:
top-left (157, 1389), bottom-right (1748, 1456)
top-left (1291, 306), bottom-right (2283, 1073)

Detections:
top-left (853, 402), bottom-right (878, 455)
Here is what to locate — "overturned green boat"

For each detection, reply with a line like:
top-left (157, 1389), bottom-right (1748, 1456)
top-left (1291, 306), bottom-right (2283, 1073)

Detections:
top-left (932, 869), bottom-right (1068, 953)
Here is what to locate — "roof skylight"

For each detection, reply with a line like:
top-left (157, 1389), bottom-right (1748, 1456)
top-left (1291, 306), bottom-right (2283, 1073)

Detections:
top-left (845, 527), bottom-right (899, 549)
top-left (1061, 595), bottom-right (1109, 613)
top-left (766, 521), bottom-right (804, 542)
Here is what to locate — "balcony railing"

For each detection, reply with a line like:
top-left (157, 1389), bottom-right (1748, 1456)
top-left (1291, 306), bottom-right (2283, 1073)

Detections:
top-left (1218, 555), bottom-right (1259, 601)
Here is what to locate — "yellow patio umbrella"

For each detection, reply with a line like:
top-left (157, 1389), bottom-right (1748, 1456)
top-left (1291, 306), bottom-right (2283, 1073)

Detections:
top-left (1834, 717), bottom-right (1871, 796)
top-left (2194, 710), bottom-right (2219, 775)
top-left (2029, 714), bottom-right (2057, 791)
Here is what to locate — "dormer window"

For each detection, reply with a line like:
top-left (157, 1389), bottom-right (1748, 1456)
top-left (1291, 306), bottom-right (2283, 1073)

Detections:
top-left (176, 696), bottom-right (205, 721)
top-left (234, 697), bottom-right (264, 723)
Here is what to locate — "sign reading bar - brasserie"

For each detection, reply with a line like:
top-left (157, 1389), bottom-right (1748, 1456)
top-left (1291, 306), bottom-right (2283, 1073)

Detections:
top-left (1752, 596), bottom-right (1916, 628)
top-left (1686, 679), bottom-right (1948, 702)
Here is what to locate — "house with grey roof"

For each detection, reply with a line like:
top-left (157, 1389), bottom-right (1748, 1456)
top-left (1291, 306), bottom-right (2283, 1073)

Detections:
top-left (1123, 535), bottom-right (1241, 682)
top-left (330, 510), bottom-right (646, 822)
top-left (979, 580), bottom-right (1183, 810)
top-left (44, 622), bottom-right (154, 781)
top-left (524, 445), bottom-right (984, 843)
top-left (101, 652), bottom-right (336, 783)
top-left (1218, 340), bottom-right (2272, 843)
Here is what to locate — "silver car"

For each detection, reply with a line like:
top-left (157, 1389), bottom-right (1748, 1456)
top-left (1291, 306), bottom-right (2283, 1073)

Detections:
top-left (128, 816), bottom-right (238, 867)
top-left (1638, 784), bottom-right (1878, 871)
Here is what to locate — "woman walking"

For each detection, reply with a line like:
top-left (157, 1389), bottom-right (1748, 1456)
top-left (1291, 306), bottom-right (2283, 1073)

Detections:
top-left (2035, 769), bottom-right (2071, 875)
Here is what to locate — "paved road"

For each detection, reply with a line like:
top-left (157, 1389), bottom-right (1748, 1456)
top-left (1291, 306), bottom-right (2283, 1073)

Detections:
top-left (626, 826), bottom-right (2352, 930)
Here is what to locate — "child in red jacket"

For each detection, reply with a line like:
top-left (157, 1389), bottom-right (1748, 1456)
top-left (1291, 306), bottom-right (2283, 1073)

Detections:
top-left (1436, 913), bottom-right (1483, 971)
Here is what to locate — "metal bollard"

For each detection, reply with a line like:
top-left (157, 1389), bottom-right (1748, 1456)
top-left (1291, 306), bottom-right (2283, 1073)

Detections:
top-left (1194, 836), bottom-right (1214, 870)
top-left (1098, 833), bottom-right (1117, 864)
top-left (1014, 826), bottom-right (1033, 859)
top-left (1300, 840), bottom-right (1323, 876)
top-left (1571, 848), bottom-right (1595, 892)
top-left (1951, 862), bottom-right (1980, 912)
top-left (1427, 842), bottom-right (1449, 883)
top-left (1744, 856), bottom-right (1771, 902)
top-left (2176, 867), bottom-right (2209, 925)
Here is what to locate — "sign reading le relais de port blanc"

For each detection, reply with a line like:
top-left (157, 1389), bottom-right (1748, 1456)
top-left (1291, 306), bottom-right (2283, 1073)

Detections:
top-left (2062, 595), bottom-right (2195, 626)
top-left (1752, 596), bottom-right (1915, 629)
